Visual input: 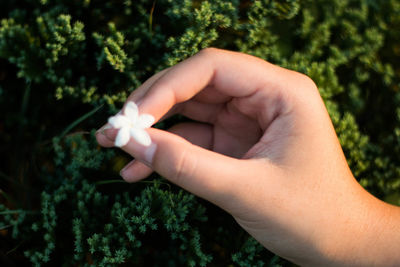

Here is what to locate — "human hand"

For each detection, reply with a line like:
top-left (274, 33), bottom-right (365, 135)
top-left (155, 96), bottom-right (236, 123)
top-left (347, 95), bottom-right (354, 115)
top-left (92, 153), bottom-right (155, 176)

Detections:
top-left (96, 48), bottom-right (400, 266)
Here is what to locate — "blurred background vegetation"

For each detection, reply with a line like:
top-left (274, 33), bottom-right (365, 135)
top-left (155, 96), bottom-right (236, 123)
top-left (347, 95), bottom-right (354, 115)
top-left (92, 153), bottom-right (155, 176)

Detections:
top-left (0, 0), bottom-right (399, 266)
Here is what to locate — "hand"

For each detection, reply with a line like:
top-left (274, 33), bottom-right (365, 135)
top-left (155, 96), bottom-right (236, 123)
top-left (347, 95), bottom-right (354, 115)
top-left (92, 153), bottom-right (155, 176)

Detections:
top-left (96, 48), bottom-right (400, 266)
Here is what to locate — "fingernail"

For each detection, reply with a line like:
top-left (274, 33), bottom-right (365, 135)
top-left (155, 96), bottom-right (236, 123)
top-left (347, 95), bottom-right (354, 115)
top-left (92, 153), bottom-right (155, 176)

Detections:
top-left (142, 143), bottom-right (157, 167)
top-left (103, 128), bottom-right (117, 142)
top-left (96, 124), bottom-right (112, 135)
top-left (120, 160), bottom-right (135, 178)
top-left (136, 99), bottom-right (143, 107)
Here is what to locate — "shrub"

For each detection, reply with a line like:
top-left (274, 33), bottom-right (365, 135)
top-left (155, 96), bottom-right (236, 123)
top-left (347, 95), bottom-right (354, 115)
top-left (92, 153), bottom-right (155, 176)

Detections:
top-left (0, 0), bottom-right (399, 266)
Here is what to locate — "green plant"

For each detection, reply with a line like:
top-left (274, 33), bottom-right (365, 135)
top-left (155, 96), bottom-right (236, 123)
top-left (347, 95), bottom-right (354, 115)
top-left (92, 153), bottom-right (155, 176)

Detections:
top-left (1, 0), bottom-right (399, 265)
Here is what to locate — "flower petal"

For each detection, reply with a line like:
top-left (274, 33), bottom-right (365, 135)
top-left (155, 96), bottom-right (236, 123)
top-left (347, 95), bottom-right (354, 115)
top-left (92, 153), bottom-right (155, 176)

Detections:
top-left (124, 101), bottom-right (139, 122)
top-left (115, 127), bottom-right (130, 147)
top-left (130, 128), bottom-right (152, 146)
top-left (108, 115), bottom-right (130, 129)
top-left (136, 114), bottom-right (155, 129)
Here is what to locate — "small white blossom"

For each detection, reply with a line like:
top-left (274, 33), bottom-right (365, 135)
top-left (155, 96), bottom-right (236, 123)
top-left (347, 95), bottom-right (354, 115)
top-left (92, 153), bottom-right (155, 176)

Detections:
top-left (108, 101), bottom-right (155, 147)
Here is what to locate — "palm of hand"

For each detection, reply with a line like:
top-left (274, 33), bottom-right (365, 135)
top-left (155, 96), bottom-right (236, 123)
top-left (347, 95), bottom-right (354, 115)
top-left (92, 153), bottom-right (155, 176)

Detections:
top-left (174, 87), bottom-right (292, 163)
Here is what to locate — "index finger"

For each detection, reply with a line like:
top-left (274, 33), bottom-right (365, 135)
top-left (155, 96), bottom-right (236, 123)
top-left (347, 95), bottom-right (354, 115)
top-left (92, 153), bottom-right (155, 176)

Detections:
top-left (137, 48), bottom-right (292, 122)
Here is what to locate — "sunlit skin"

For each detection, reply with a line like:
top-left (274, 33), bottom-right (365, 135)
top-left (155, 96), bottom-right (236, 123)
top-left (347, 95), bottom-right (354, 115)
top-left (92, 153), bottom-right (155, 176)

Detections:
top-left (96, 48), bottom-right (400, 266)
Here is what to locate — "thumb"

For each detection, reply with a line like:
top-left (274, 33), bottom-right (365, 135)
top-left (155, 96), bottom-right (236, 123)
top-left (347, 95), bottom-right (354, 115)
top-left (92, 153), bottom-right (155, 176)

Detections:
top-left (117, 128), bottom-right (261, 207)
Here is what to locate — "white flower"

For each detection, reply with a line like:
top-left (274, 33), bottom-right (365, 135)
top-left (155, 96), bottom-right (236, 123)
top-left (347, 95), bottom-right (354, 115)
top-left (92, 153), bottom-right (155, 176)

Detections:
top-left (108, 101), bottom-right (155, 147)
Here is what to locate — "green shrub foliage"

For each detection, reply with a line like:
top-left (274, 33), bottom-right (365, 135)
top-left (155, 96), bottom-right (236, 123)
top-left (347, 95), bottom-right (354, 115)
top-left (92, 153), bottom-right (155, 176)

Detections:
top-left (0, 0), bottom-right (399, 266)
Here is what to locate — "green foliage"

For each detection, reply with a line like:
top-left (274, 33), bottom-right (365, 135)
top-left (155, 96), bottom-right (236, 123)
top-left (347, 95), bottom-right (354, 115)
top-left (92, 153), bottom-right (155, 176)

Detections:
top-left (0, 206), bottom-right (28, 239)
top-left (0, 0), bottom-right (399, 265)
top-left (231, 237), bottom-right (267, 267)
top-left (164, 0), bottom-right (239, 66)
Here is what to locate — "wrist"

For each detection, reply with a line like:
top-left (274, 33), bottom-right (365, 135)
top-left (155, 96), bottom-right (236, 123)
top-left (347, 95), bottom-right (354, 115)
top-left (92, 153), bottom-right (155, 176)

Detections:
top-left (317, 181), bottom-right (400, 266)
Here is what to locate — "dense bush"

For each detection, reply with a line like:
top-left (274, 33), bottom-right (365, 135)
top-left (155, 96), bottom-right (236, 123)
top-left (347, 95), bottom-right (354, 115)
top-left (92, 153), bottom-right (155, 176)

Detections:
top-left (0, 0), bottom-right (399, 266)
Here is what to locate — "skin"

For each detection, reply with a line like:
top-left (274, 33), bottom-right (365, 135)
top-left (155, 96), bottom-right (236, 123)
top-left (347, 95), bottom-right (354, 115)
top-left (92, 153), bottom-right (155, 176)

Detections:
top-left (96, 48), bottom-right (400, 266)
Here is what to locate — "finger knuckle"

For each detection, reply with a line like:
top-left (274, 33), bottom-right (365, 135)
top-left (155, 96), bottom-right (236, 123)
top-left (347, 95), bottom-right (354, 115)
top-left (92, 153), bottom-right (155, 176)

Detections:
top-left (299, 73), bottom-right (319, 93)
top-left (197, 47), bottom-right (220, 58)
top-left (170, 145), bottom-right (194, 185)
